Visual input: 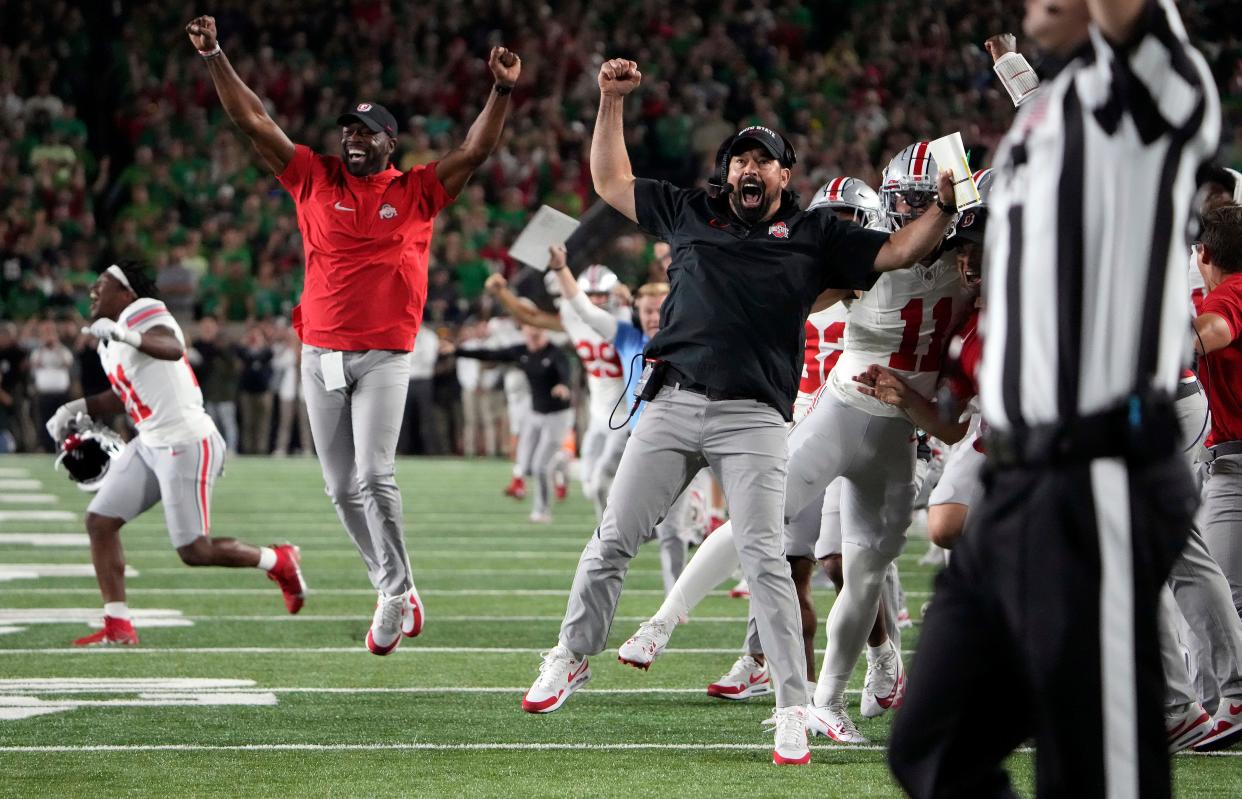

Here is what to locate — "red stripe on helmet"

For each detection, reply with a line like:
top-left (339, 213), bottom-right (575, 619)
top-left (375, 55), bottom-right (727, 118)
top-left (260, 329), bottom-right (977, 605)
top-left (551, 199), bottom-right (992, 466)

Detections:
top-left (826, 177), bottom-right (845, 202)
top-left (911, 142), bottom-right (929, 178)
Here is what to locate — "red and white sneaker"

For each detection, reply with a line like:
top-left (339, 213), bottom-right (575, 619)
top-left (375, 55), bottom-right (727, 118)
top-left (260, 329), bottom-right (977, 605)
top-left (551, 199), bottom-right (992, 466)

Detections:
top-left (1193, 698), bottom-right (1242, 752)
top-left (707, 655), bottom-right (772, 700)
top-left (1166, 702), bottom-right (1212, 753)
top-left (728, 578), bottom-right (750, 599)
top-left (521, 645), bottom-right (591, 713)
top-left (366, 592), bottom-right (406, 655)
top-left (504, 476), bottom-right (526, 499)
top-left (266, 543), bottom-right (307, 614)
top-left (896, 606), bottom-right (913, 630)
top-left (860, 638), bottom-right (906, 718)
top-left (763, 706), bottom-right (811, 765)
top-left (617, 617), bottom-right (674, 670)
top-left (554, 482), bottom-right (568, 501)
top-left (806, 700), bottom-right (869, 744)
top-left (74, 615), bottom-right (139, 647)
top-left (401, 585), bottom-right (424, 638)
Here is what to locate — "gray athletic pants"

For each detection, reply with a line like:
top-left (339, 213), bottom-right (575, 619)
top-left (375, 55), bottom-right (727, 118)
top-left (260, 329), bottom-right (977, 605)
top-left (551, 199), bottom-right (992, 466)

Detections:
top-left (558, 384), bottom-right (808, 707)
top-left (1200, 451), bottom-right (1242, 617)
top-left (524, 409), bottom-right (574, 516)
top-left (302, 345), bottom-right (413, 597)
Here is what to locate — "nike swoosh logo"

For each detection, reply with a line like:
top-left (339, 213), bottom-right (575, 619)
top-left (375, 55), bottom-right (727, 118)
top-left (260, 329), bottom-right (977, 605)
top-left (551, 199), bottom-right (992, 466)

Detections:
top-left (334, 202), bottom-right (355, 212)
top-left (567, 664), bottom-right (585, 682)
top-left (1231, 703), bottom-right (1242, 715)
top-left (749, 673), bottom-right (767, 685)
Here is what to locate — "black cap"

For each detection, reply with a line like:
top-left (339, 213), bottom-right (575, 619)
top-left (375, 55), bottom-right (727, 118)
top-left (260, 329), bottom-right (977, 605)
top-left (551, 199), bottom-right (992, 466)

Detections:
top-left (337, 102), bottom-right (398, 137)
top-left (953, 207), bottom-right (989, 244)
top-left (728, 125), bottom-right (795, 167)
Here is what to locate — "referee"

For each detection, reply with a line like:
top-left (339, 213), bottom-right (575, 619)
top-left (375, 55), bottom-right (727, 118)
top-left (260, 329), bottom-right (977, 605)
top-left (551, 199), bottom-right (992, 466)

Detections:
top-left (187, 15), bottom-right (520, 654)
top-left (888, 1), bottom-right (1220, 797)
top-left (521, 58), bottom-right (956, 765)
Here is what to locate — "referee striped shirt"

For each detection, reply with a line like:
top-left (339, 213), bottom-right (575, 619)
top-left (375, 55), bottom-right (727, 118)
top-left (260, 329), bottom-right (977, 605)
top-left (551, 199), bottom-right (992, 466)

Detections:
top-left (980, 0), bottom-right (1221, 432)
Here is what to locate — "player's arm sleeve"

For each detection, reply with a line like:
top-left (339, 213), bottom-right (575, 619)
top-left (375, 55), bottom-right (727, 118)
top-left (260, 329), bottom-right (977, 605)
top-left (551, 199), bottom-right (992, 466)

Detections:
top-left (121, 301), bottom-right (182, 343)
top-left (567, 292), bottom-right (619, 340)
top-left (276, 144), bottom-right (320, 201)
top-left (633, 178), bottom-right (688, 242)
top-left (455, 345), bottom-right (519, 362)
top-left (405, 161), bottom-right (456, 218)
top-left (819, 213), bottom-right (890, 292)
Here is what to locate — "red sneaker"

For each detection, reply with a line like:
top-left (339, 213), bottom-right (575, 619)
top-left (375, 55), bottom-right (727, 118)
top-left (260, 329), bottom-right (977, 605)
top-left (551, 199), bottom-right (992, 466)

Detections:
top-left (504, 476), bottom-right (526, 499)
top-left (267, 544), bottom-right (308, 614)
top-left (555, 483), bottom-right (568, 501)
top-left (74, 615), bottom-right (139, 647)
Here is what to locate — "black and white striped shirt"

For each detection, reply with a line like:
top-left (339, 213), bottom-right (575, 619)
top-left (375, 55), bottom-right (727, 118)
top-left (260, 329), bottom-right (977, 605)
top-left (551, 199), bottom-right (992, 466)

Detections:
top-left (980, 0), bottom-right (1220, 432)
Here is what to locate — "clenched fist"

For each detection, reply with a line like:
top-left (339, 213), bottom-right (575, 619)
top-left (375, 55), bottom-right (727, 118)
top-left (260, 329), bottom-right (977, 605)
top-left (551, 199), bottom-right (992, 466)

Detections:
top-left (598, 59), bottom-right (642, 97)
top-left (984, 33), bottom-right (1016, 63)
top-left (185, 15), bottom-right (218, 51)
top-left (489, 47), bottom-right (522, 86)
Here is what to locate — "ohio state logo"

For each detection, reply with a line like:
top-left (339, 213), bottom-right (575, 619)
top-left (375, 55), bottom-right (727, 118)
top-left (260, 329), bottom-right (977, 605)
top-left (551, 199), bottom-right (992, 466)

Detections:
top-left (356, 103), bottom-right (372, 112)
top-left (768, 221), bottom-right (790, 239)
top-left (379, 203), bottom-right (398, 219)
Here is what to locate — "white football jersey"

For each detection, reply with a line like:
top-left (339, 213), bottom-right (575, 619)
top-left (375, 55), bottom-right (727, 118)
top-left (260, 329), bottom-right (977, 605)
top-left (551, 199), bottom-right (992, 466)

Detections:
top-left (830, 253), bottom-right (972, 417)
top-left (793, 304), bottom-right (848, 422)
top-left (97, 298), bottom-right (216, 447)
top-left (560, 299), bottom-right (625, 423)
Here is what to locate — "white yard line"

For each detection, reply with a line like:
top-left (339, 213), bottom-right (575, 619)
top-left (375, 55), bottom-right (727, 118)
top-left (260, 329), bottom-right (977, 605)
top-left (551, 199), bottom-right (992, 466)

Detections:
top-left (0, 533), bottom-right (90, 546)
top-left (0, 510), bottom-right (75, 521)
top-left (0, 468), bottom-right (31, 478)
top-left (0, 646), bottom-right (917, 656)
top-left (0, 479), bottom-right (43, 490)
top-left (0, 494), bottom-right (58, 504)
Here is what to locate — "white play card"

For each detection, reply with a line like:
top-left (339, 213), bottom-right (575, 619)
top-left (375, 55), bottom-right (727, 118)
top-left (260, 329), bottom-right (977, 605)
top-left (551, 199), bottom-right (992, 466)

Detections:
top-left (510, 205), bottom-right (580, 272)
top-left (928, 132), bottom-right (981, 211)
top-left (321, 351), bottom-right (346, 391)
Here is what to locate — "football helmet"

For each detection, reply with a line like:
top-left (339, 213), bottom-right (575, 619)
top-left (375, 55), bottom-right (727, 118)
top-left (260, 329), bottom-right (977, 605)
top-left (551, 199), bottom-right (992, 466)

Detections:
top-left (807, 177), bottom-right (881, 227)
top-left (577, 264), bottom-right (619, 296)
top-left (53, 414), bottom-right (124, 492)
top-left (881, 142), bottom-right (940, 229)
top-left (950, 168), bottom-right (996, 245)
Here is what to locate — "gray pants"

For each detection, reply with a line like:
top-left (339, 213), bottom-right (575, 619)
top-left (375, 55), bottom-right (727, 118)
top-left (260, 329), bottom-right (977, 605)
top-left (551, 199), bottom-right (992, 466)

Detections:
top-left (558, 385), bottom-right (808, 707)
top-left (205, 400), bottom-right (239, 452)
top-left (580, 417), bottom-right (630, 519)
top-left (1200, 452), bottom-right (1242, 617)
top-left (302, 345), bottom-right (413, 596)
top-left (523, 409), bottom-right (574, 515)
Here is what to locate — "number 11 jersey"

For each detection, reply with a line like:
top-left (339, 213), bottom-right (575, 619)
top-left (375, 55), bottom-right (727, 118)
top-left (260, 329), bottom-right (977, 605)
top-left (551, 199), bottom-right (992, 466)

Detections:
top-left (96, 298), bottom-right (217, 447)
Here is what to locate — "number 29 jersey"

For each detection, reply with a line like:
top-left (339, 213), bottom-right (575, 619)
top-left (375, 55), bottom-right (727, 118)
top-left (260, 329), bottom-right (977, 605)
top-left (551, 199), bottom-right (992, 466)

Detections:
top-left (96, 298), bottom-right (217, 447)
top-left (829, 253), bottom-right (972, 417)
top-left (560, 299), bottom-right (625, 424)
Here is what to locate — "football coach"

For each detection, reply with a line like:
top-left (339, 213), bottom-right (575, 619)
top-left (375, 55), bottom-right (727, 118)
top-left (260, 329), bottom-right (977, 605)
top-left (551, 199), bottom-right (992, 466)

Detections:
top-left (523, 57), bottom-right (957, 766)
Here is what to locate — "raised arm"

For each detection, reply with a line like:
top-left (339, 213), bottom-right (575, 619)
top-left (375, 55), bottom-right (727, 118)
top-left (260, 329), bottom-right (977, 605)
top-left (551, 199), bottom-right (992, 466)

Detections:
top-left (549, 246), bottom-right (619, 340)
top-left (186, 16), bottom-right (295, 175)
top-left (85, 319), bottom-right (184, 362)
top-left (591, 59), bottom-right (643, 223)
top-left (436, 47), bottom-right (521, 198)
top-left (873, 171), bottom-right (956, 272)
top-left (484, 274), bottom-right (564, 332)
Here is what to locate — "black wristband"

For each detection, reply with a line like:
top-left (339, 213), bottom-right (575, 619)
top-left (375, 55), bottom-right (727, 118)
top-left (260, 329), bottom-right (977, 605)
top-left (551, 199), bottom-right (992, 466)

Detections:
top-left (936, 198), bottom-right (956, 215)
top-left (494, 83), bottom-right (514, 96)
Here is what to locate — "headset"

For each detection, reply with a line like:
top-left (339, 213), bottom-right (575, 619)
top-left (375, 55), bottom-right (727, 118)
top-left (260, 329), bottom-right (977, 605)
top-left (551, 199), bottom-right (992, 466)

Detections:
top-left (707, 128), bottom-right (798, 200)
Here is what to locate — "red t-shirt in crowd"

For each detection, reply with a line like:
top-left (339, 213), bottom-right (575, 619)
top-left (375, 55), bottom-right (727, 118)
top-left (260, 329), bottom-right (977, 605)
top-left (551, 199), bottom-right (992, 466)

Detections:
top-left (277, 144), bottom-right (454, 351)
top-left (1199, 272), bottom-right (1242, 447)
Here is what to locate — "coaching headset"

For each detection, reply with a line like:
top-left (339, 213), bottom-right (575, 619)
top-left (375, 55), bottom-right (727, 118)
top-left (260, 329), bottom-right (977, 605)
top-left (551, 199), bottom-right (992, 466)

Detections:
top-left (706, 125), bottom-right (798, 200)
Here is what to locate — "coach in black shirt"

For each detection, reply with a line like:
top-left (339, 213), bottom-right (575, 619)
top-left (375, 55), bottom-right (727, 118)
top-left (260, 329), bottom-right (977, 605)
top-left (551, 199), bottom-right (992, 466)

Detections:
top-left (522, 57), bottom-right (956, 765)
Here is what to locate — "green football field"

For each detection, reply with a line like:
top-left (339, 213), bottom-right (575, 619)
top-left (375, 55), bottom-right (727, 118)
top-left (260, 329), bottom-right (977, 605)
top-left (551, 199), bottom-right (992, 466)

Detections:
top-left (0, 454), bottom-right (1238, 797)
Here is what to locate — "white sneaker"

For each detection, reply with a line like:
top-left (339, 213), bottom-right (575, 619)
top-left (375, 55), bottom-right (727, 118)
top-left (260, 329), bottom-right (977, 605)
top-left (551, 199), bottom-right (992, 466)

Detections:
top-left (860, 639), bottom-right (906, 718)
top-left (806, 700), bottom-right (869, 743)
top-left (1193, 697), bottom-right (1242, 752)
top-left (617, 617), bottom-right (674, 670)
top-left (706, 655), bottom-right (772, 700)
top-left (401, 584), bottom-right (425, 638)
top-left (918, 543), bottom-right (948, 567)
top-left (366, 592), bottom-right (405, 655)
top-left (763, 706), bottom-right (811, 765)
top-left (528, 511), bottom-right (553, 524)
top-left (896, 606), bottom-right (913, 629)
top-left (728, 578), bottom-right (750, 598)
top-left (521, 645), bottom-right (591, 713)
top-left (1166, 701), bottom-right (1212, 752)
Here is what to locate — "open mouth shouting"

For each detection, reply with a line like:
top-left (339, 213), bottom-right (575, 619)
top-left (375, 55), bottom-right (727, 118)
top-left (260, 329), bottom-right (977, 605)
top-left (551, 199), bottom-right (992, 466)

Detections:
top-left (738, 178), bottom-right (765, 209)
top-left (345, 146), bottom-right (368, 166)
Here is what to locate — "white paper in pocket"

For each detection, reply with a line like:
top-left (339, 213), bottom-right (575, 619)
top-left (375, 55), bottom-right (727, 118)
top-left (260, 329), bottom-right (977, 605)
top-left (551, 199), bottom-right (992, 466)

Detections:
top-left (321, 351), bottom-right (346, 391)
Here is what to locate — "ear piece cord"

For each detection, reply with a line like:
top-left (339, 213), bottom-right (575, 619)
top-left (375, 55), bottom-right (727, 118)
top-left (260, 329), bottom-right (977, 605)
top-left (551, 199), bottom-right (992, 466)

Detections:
top-left (1187, 323), bottom-right (1210, 453)
top-left (608, 352), bottom-right (646, 431)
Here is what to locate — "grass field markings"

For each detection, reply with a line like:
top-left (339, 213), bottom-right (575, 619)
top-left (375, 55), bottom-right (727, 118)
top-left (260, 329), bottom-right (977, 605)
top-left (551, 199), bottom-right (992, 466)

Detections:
top-left (148, 614), bottom-right (755, 623)
top-left (0, 682), bottom-right (864, 696)
top-left (0, 510), bottom-right (75, 521)
top-left (0, 677), bottom-right (278, 720)
top-left (0, 646), bottom-right (919, 656)
top-left (0, 468), bottom-right (31, 478)
top-left (0, 493), bottom-right (58, 504)
top-left (0, 564), bottom-right (138, 583)
top-left (0, 609), bottom-right (191, 632)
top-left (0, 533), bottom-right (91, 546)
top-left (0, 479), bottom-right (44, 490)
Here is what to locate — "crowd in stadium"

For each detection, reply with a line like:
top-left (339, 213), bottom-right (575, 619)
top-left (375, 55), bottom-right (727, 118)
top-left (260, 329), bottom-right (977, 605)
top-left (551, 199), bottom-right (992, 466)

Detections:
top-left (1, 0), bottom-right (1239, 455)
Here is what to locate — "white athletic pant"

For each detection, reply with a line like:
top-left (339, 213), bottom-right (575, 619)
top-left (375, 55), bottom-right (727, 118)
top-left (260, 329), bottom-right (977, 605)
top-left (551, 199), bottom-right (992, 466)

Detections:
top-left (579, 416), bottom-right (630, 520)
top-left (522, 409), bottom-right (574, 516)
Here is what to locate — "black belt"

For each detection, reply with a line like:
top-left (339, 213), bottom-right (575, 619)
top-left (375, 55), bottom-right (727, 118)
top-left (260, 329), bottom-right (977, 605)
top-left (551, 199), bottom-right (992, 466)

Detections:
top-left (1206, 441), bottom-right (1242, 460)
top-left (1176, 378), bottom-right (1202, 401)
top-left (664, 365), bottom-right (754, 402)
top-left (986, 393), bottom-right (1179, 468)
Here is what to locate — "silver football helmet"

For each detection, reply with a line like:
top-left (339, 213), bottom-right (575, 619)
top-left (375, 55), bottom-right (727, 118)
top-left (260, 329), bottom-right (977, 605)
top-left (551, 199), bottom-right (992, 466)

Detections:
top-left (577, 264), bottom-right (619, 296)
top-left (807, 176), bottom-right (881, 227)
top-left (881, 141), bottom-right (940, 229)
top-left (53, 414), bottom-right (125, 492)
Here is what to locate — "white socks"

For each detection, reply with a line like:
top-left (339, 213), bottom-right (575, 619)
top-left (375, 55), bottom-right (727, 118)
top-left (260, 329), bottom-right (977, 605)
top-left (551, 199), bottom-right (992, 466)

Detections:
top-left (103, 601), bottom-right (130, 620)
top-left (256, 546), bottom-right (277, 571)
top-left (652, 520), bottom-right (740, 625)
